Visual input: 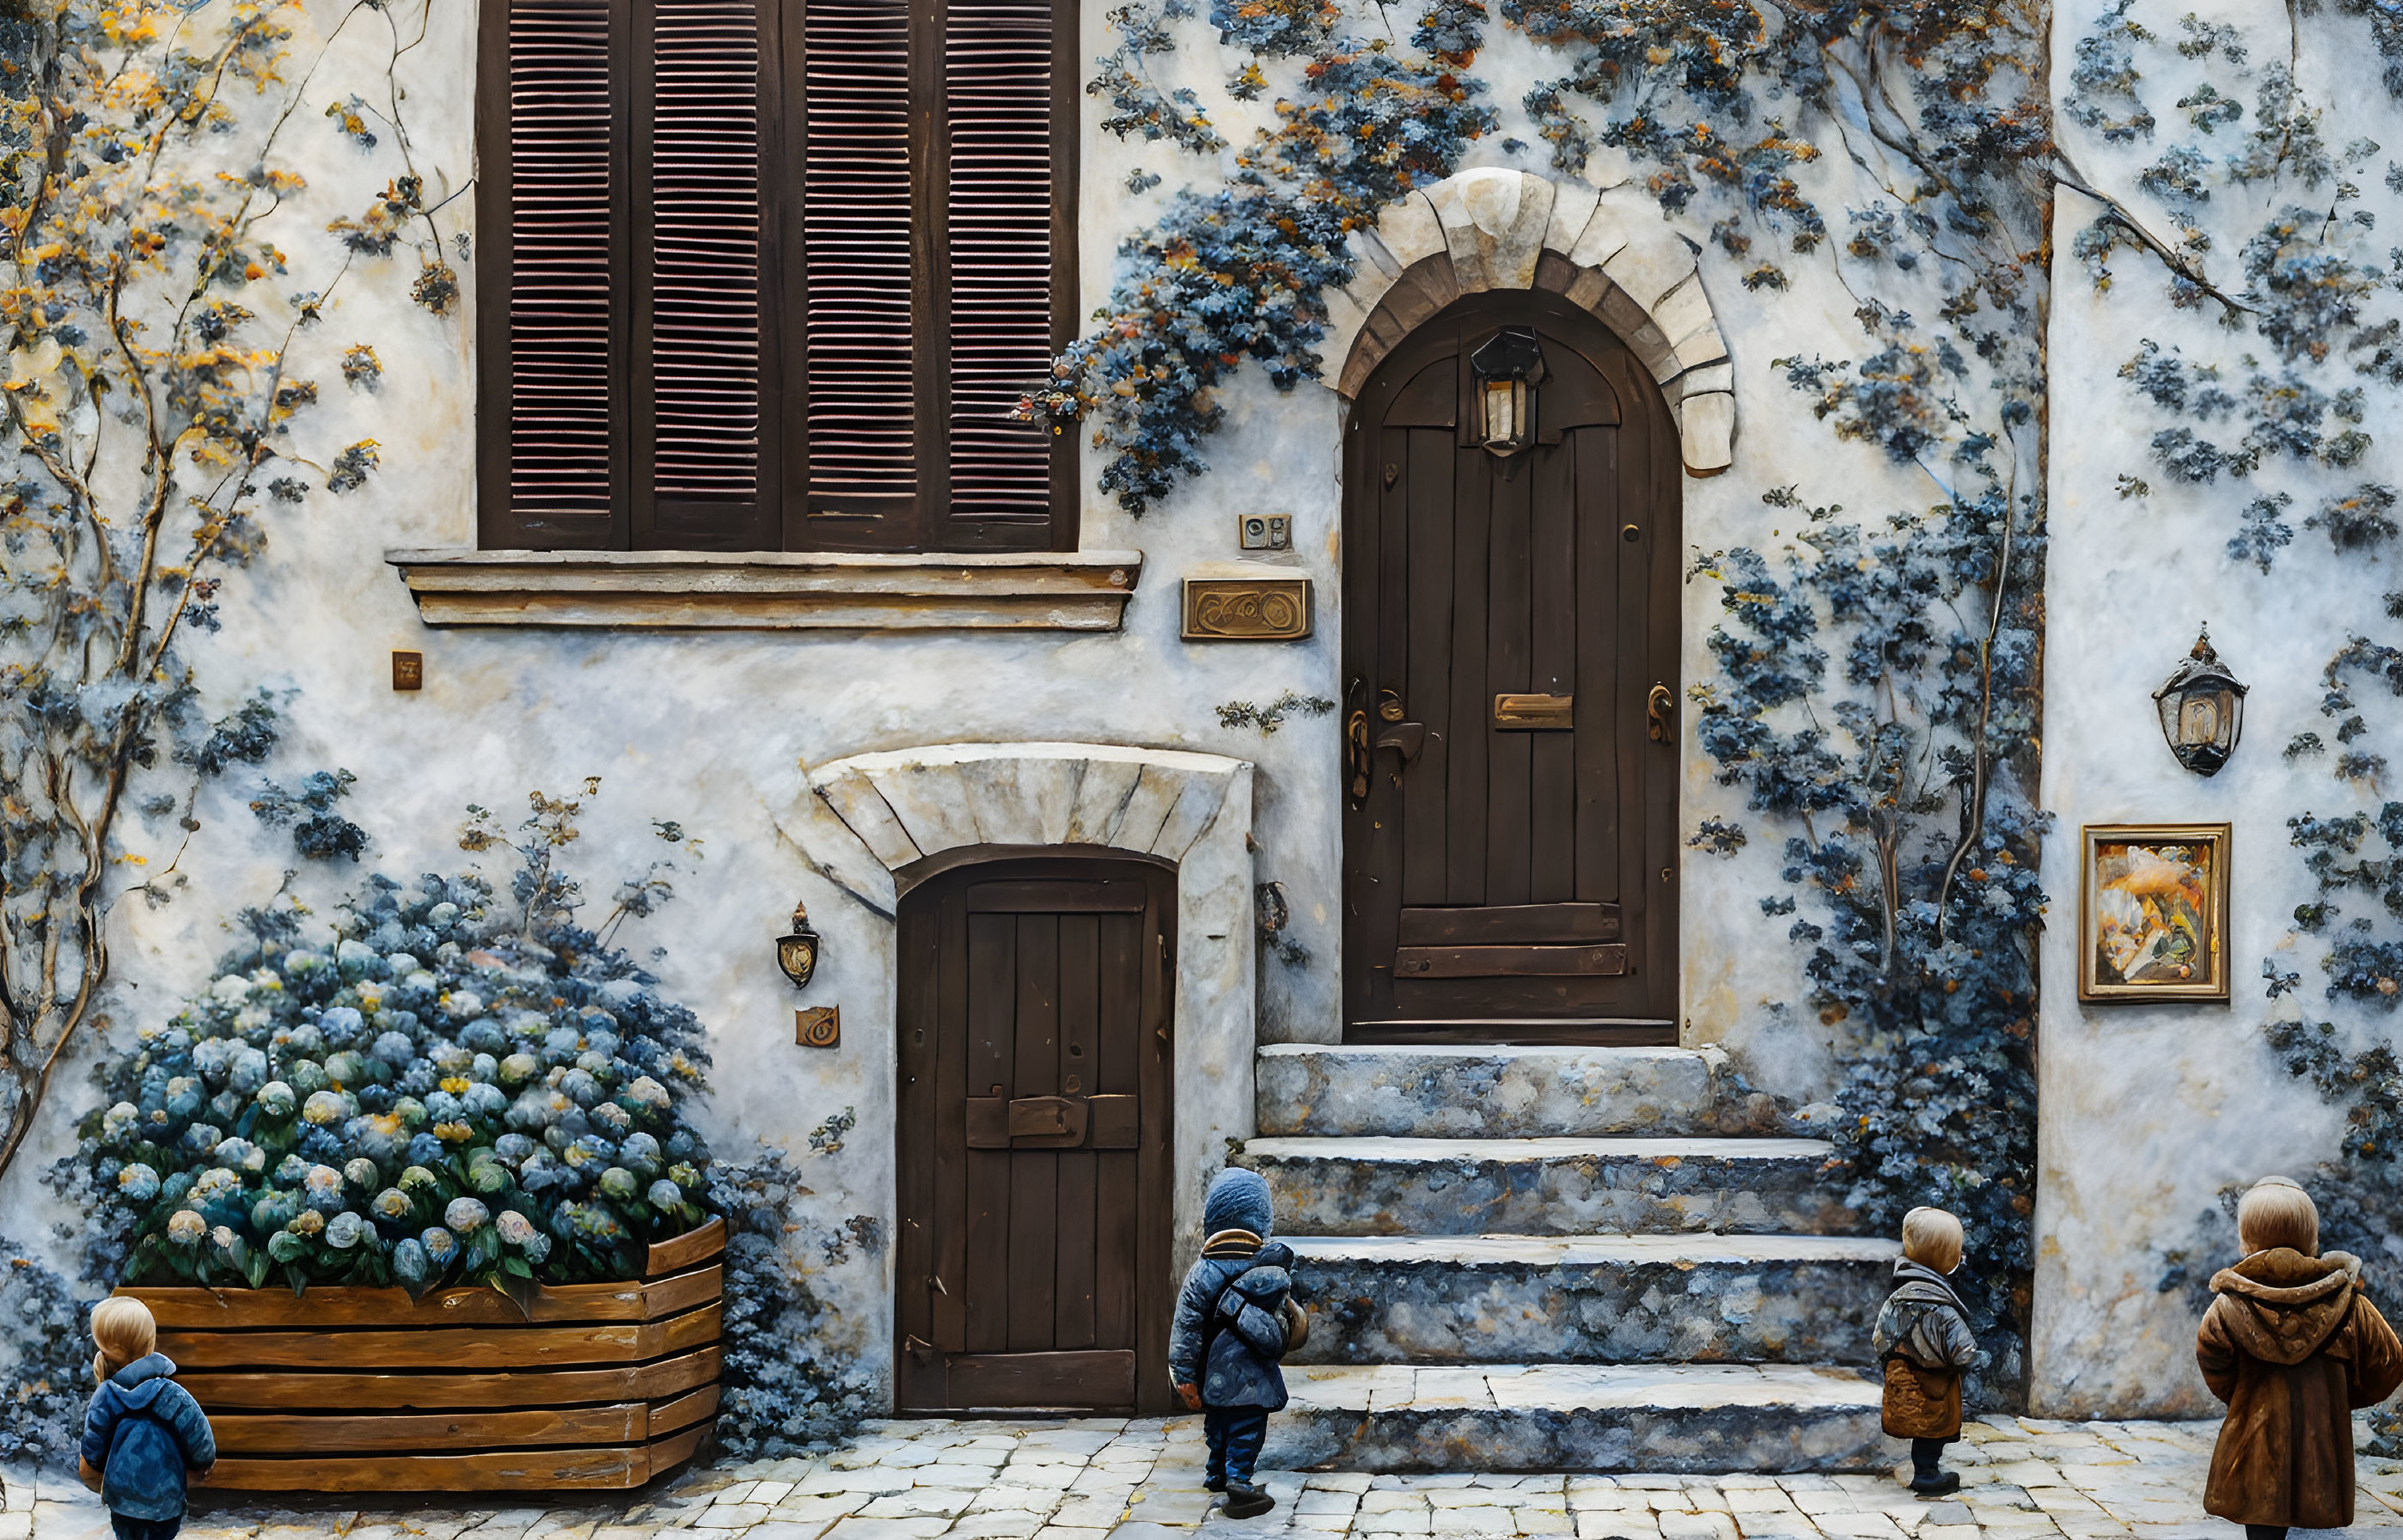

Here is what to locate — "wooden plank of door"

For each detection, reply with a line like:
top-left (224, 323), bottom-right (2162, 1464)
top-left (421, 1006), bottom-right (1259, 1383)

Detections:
top-left (1397, 902), bottom-right (1620, 945)
top-left (1529, 425), bottom-right (1578, 904)
top-left (1007, 914), bottom-right (1061, 1354)
top-left (896, 877), bottom-right (938, 1401)
top-left (1485, 436), bottom-right (1534, 908)
top-left (1615, 405), bottom-right (1653, 991)
top-left (1134, 884), bottom-right (1175, 1415)
top-left (1055, 914), bottom-right (1100, 1352)
top-left (931, 882), bottom-right (970, 1353)
top-left (1393, 943), bottom-right (1628, 978)
top-left (1093, 911), bottom-right (1140, 1349)
top-left (1400, 421), bottom-right (1453, 910)
top-left (1574, 425), bottom-right (1623, 904)
top-left (1444, 420), bottom-right (1492, 907)
top-left (945, 1349), bottom-right (1135, 1409)
top-left (1642, 379), bottom-right (1684, 1005)
top-left (963, 912), bottom-right (1015, 1354)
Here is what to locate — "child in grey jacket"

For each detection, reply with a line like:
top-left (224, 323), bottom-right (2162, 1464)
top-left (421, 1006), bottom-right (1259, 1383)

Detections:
top-left (80, 1298), bottom-right (216, 1540)
top-left (1170, 1169), bottom-right (1301, 1520)
top-left (1873, 1207), bottom-right (1980, 1497)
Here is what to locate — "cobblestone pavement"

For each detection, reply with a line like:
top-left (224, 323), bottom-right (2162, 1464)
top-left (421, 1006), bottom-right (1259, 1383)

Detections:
top-left (9, 1415), bottom-right (2403, 1540)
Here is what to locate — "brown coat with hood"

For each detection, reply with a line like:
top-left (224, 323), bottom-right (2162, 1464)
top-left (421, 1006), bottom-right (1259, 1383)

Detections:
top-left (2196, 1248), bottom-right (2403, 1529)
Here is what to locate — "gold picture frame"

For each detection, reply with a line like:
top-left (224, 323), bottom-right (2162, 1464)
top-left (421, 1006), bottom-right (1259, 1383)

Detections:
top-left (2079, 822), bottom-right (2231, 1004)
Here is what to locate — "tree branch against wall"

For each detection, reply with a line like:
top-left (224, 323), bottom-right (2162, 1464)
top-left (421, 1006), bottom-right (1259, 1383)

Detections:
top-left (0, 0), bottom-right (457, 1186)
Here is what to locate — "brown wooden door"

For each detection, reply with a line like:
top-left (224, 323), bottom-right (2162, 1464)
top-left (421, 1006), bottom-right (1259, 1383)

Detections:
top-left (895, 852), bottom-right (1174, 1413)
top-left (1342, 290), bottom-right (1680, 1042)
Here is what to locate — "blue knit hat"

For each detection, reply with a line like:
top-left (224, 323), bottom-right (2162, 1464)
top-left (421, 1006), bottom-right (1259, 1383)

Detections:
top-left (1202, 1167), bottom-right (1274, 1238)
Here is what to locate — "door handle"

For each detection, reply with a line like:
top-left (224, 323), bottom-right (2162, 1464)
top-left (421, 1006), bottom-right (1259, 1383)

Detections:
top-left (1647, 684), bottom-right (1675, 744)
top-left (1347, 709), bottom-right (1373, 802)
top-left (1375, 722), bottom-right (1426, 763)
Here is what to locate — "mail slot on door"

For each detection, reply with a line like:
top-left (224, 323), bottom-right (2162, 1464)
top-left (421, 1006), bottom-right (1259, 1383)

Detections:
top-left (1493, 693), bottom-right (1574, 729)
top-left (965, 1094), bottom-right (1140, 1149)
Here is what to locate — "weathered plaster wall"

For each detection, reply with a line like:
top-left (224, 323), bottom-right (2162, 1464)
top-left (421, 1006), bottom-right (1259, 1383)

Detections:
top-left (2034, 0), bottom-right (2403, 1415)
top-left (8, 0), bottom-right (2036, 1412)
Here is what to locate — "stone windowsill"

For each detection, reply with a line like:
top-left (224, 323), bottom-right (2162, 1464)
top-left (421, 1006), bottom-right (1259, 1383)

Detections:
top-left (385, 547), bottom-right (1143, 632)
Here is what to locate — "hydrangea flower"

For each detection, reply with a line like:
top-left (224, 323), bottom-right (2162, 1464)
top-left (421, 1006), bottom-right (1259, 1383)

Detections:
top-left (648, 1179), bottom-right (684, 1212)
top-left (85, 859), bottom-right (718, 1296)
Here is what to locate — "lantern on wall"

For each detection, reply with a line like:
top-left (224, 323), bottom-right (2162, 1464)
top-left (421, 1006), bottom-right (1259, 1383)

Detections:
top-left (2153, 629), bottom-right (2248, 777)
top-left (775, 901), bottom-right (821, 989)
top-left (1470, 327), bottom-right (1546, 457)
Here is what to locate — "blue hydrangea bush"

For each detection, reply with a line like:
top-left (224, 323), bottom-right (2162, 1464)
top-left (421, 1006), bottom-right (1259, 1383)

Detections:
top-left (78, 868), bottom-right (716, 1299)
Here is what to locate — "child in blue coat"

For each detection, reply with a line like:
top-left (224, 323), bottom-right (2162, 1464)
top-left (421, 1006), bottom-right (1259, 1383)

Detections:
top-left (1171, 1168), bottom-right (1301, 1521)
top-left (80, 1298), bottom-right (216, 1540)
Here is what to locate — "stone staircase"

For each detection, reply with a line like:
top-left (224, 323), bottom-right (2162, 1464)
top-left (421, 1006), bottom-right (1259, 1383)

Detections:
top-left (1240, 1043), bottom-right (1898, 1474)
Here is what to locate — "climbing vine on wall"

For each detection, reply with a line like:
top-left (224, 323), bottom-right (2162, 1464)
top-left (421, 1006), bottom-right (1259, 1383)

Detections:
top-left (1, 0), bottom-right (458, 1190)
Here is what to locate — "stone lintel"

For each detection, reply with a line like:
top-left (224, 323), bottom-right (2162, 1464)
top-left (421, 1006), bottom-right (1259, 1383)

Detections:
top-left (384, 548), bottom-right (1143, 631)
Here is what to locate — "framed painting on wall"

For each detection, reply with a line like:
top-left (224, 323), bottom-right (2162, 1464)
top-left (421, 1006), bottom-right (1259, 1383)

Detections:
top-left (2079, 822), bottom-right (2232, 1004)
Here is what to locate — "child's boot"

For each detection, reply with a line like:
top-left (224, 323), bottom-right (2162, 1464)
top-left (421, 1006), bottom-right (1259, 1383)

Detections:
top-left (1222, 1484), bottom-right (1276, 1519)
top-left (1908, 1439), bottom-right (1960, 1497)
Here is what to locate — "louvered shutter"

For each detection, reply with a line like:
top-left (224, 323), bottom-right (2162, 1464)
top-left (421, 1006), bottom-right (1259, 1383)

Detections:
top-left (480, 0), bottom-right (1073, 552)
top-left (935, 0), bottom-right (1068, 549)
top-left (480, 0), bottom-right (623, 549)
top-left (798, 0), bottom-right (923, 548)
top-left (633, 0), bottom-right (778, 549)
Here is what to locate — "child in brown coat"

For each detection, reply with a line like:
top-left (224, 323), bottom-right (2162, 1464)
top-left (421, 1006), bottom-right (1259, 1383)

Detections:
top-left (1874, 1207), bottom-right (1980, 1497)
top-left (2197, 1176), bottom-right (2403, 1540)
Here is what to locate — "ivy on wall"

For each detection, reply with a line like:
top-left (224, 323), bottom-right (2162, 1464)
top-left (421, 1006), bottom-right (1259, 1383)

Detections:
top-left (0, 0), bottom-right (451, 1192)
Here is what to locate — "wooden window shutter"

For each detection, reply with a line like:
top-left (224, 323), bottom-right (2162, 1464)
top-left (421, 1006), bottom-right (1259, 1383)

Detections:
top-left (632, 0), bottom-right (780, 549)
top-left (798, 0), bottom-right (922, 549)
top-left (480, 0), bottom-right (625, 549)
top-left (933, 0), bottom-right (1073, 550)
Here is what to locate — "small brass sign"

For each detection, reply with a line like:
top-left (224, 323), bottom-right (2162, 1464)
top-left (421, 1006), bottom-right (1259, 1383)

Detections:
top-left (796, 1005), bottom-right (841, 1048)
top-left (1493, 692), bottom-right (1574, 729)
top-left (391, 651), bottom-right (424, 690)
top-left (1182, 577), bottom-right (1312, 641)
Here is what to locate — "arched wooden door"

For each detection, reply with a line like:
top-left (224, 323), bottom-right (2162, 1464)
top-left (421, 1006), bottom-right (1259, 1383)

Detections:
top-left (1341, 290), bottom-right (1680, 1043)
top-left (893, 850), bottom-right (1175, 1414)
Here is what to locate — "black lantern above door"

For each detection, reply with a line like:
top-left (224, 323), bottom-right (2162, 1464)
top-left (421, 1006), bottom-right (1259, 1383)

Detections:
top-left (2153, 629), bottom-right (2247, 776)
top-left (1470, 327), bottom-right (1546, 457)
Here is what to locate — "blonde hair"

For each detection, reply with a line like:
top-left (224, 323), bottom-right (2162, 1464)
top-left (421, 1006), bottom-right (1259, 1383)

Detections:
top-left (91, 1296), bottom-right (157, 1386)
top-left (2238, 1175), bottom-right (2320, 1257)
top-left (1901, 1207), bottom-right (1965, 1274)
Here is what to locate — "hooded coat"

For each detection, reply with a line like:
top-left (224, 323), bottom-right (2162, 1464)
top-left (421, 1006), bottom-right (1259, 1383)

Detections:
top-left (1872, 1259), bottom-right (1978, 1439)
top-left (1169, 1169), bottom-right (1296, 1410)
top-left (2196, 1248), bottom-right (2403, 1529)
top-left (81, 1353), bottom-right (217, 1522)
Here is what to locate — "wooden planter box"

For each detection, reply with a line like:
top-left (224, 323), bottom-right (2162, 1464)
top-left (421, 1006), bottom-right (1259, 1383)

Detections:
top-left (116, 1218), bottom-right (726, 1492)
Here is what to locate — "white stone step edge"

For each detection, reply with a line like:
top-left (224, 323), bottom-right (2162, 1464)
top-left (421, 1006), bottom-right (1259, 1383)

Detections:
top-left (1283, 1361), bottom-right (1882, 1414)
top-left (1283, 1233), bottom-right (1902, 1265)
top-left (1244, 1135), bottom-right (1835, 1162)
top-left (1258, 1042), bottom-right (1718, 1063)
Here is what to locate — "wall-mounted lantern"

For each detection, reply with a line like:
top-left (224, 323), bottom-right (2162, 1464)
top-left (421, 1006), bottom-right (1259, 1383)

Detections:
top-left (775, 901), bottom-right (821, 989)
top-left (1471, 327), bottom-right (1546, 457)
top-left (2153, 628), bottom-right (2247, 777)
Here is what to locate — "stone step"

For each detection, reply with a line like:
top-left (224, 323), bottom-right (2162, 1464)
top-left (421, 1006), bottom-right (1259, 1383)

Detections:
top-left (1265, 1362), bottom-right (1892, 1473)
top-left (1284, 1233), bottom-right (1899, 1366)
top-left (1238, 1135), bottom-right (1853, 1238)
top-left (1255, 1043), bottom-right (1785, 1140)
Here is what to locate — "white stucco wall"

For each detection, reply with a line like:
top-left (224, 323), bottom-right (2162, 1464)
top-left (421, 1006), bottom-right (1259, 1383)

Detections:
top-left (2033, 0), bottom-right (2403, 1415)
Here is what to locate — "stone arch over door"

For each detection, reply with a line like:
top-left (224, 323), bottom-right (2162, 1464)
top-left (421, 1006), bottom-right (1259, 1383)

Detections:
top-left (792, 742), bottom-right (1257, 1291)
top-left (1320, 168), bottom-right (1735, 476)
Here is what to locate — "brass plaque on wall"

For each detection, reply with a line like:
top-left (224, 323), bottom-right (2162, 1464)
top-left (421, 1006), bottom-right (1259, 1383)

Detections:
top-left (1182, 577), bottom-right (1313, 641)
